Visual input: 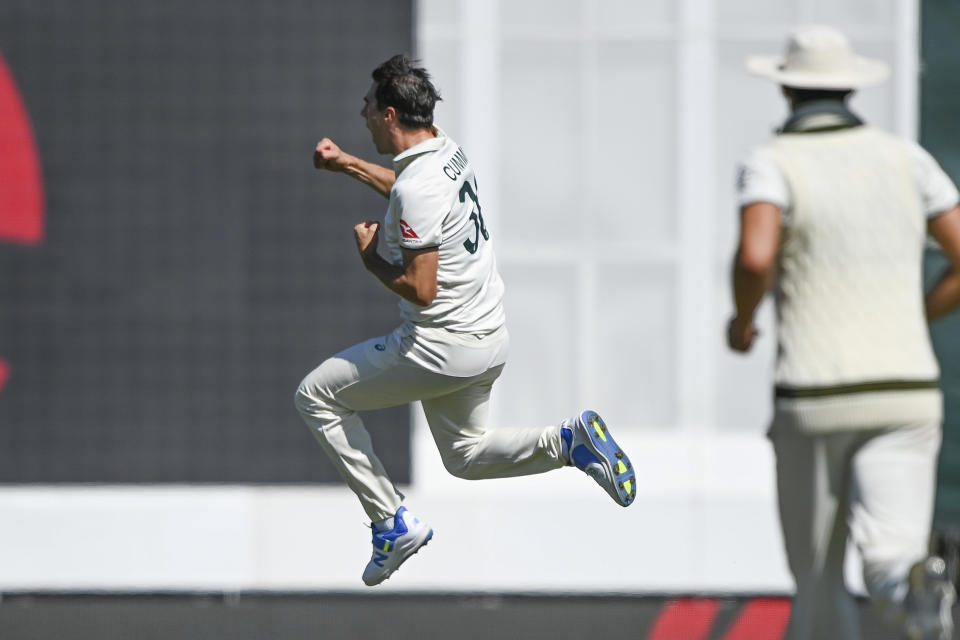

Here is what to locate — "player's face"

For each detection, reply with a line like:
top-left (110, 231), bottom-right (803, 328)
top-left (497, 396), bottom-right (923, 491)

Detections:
top-left (361, 83), bottom-right (389, 154)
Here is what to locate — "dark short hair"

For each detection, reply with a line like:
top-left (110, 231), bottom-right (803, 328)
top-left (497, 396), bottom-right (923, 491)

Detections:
top-left (371, 54), bottom-right (441, 129)
top-left (784, 86), bottom-right (854, 104)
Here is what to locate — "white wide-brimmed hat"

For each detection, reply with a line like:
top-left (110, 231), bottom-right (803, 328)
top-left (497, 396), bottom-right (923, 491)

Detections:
top-left (746, 25), bottom-right (889, 89)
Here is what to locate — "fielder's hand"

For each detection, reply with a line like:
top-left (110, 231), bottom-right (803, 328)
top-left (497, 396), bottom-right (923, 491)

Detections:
top-left (314, 138), bottom-right (347, 171)
top-left (727, 315), bottom-right (758, 352)
top-left (354, 221), bottom-right (380, 266)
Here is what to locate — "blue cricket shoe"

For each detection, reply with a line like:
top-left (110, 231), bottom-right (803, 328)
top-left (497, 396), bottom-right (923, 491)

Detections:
top-left (362, 506), bottom-right (434, 586)
top-left (563, 410), bottom-right (636, 507)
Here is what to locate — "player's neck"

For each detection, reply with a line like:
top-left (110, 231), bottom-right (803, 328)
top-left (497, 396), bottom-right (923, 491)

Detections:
top-left (389, 126), bottom-right (437, 156)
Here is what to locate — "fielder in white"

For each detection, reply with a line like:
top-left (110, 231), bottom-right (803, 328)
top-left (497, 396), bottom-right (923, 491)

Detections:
top-left (296, 55), bottom-right (636, 586)
top-left (728, 27), bottom-right (960, 640)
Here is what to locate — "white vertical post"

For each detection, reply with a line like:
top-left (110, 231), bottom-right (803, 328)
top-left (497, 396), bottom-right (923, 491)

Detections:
top-left (895, 0), bottom-right (920, 141)
top-left (676, 0), bottom-right (717, 433)
top-left (576, 0), bottom-right (600, 403)
top-left (461, 0), bottom-right (501, 234)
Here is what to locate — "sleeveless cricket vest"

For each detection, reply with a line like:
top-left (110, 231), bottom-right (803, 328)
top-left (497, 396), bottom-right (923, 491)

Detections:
top-left (761, 126), bottom-right (942, 431)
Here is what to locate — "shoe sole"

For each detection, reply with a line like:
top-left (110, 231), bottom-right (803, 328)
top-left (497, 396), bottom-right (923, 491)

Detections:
top-left (905, 577), bottom-right (956, 640)
top-left (363, 526), bottom-right (434, 586)
top-left (936, 585), bottom-right (956, 640)
top-left (580, 410), bottom-right (636, 507)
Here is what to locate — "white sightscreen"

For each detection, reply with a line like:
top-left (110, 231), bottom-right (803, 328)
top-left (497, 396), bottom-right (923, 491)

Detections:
top-left (419, 0), bottom-right (913, 439)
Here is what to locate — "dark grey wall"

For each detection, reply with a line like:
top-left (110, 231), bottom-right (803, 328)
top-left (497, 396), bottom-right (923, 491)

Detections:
top-left (0, 0), bottom-right (413, 482)
top-left (0, 593), bottom-right (908, 640)
top-left (922, 0), bottom-right (960, 528)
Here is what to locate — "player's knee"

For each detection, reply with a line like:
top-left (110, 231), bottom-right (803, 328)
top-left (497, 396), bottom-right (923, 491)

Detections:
top-left (442, 458), bottom-right (477, 479)
top-left (440, 448), bottom-right (482, 480)
top-left (294, 377), bottom-right (330, 417)
top-left (293, 384), bottom-right (312, 416)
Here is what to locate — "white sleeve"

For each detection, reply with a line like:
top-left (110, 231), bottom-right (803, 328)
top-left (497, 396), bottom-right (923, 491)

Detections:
top-left (736, 147), bottom-right (790, 211)
top-left (392, 179), bottom-right (445, 250)
top-left (906, 141), bottom-right (960, 219)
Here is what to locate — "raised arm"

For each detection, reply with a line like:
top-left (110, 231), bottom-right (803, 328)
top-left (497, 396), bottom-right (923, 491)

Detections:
top-left (925, 205), bottom-right (960, 322)
top-left (314, 138), bottom-right (395, 199)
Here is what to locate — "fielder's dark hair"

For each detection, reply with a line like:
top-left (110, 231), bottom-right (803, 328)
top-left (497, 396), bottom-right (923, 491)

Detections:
top-left (784, 86), bottom-right (854, 105)
top-left (371, 54), bottom-right (441, 129)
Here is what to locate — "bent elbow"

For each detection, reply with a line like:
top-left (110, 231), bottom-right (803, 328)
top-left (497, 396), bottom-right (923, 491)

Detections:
top-left (736, 247), bottom-right (776, 277)
top-left (410, 284), bottom-right (437, 307)
top-left (419, 287), bottom-right (438, 306)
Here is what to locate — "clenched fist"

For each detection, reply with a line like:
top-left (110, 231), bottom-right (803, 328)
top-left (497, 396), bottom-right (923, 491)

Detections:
top-left (314, 138), bottom-right (347, 171)
top-left (354, 221), bottom-right (380, 265)
top-left (726, 315), bottom-right (758, 352)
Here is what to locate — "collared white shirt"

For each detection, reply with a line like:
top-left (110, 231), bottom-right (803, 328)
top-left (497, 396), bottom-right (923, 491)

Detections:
top-left (383, 129), bottom-right (506, 337)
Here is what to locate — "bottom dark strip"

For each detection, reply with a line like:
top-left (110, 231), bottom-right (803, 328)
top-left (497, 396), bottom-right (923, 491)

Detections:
top-left (775, 379), bottom-right (939, 399)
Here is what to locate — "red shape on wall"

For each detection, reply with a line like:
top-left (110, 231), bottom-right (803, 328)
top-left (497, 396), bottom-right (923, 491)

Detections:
top-left (720, 597), bottom-right (792, 640)
top-left (0, 48), bottom-right (45, 399)
top-left (0, 50), bottom-right (45, 245)
top-left (648, 598), bottom-right (720, 640)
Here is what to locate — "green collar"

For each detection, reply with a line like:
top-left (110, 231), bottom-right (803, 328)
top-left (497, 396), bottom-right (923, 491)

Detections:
top-left (779, 100), bottom-right (864, 134)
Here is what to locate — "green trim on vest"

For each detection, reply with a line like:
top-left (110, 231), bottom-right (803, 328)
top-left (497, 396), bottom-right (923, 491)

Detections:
top-left (779, 99), bottom-right (863, 134)
top-left (775, 379), bottom-right (940, 399)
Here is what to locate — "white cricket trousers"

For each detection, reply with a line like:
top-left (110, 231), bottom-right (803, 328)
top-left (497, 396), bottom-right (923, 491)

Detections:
top-left (770, 417), bottom-right (942, 640)
top-left (294, 327), bottom-right (566, 522)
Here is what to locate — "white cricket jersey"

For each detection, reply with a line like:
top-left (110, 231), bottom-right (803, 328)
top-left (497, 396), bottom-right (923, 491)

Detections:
top-left (384, 130), bottom-right (506, 335)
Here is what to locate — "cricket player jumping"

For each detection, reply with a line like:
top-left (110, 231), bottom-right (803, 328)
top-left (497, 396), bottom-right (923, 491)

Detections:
top-left (295, 54), bottom-right (635, 586)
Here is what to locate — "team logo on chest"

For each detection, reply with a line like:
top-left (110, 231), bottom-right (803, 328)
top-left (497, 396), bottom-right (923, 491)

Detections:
top-left (399, 219), bottom-right (420, 240)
